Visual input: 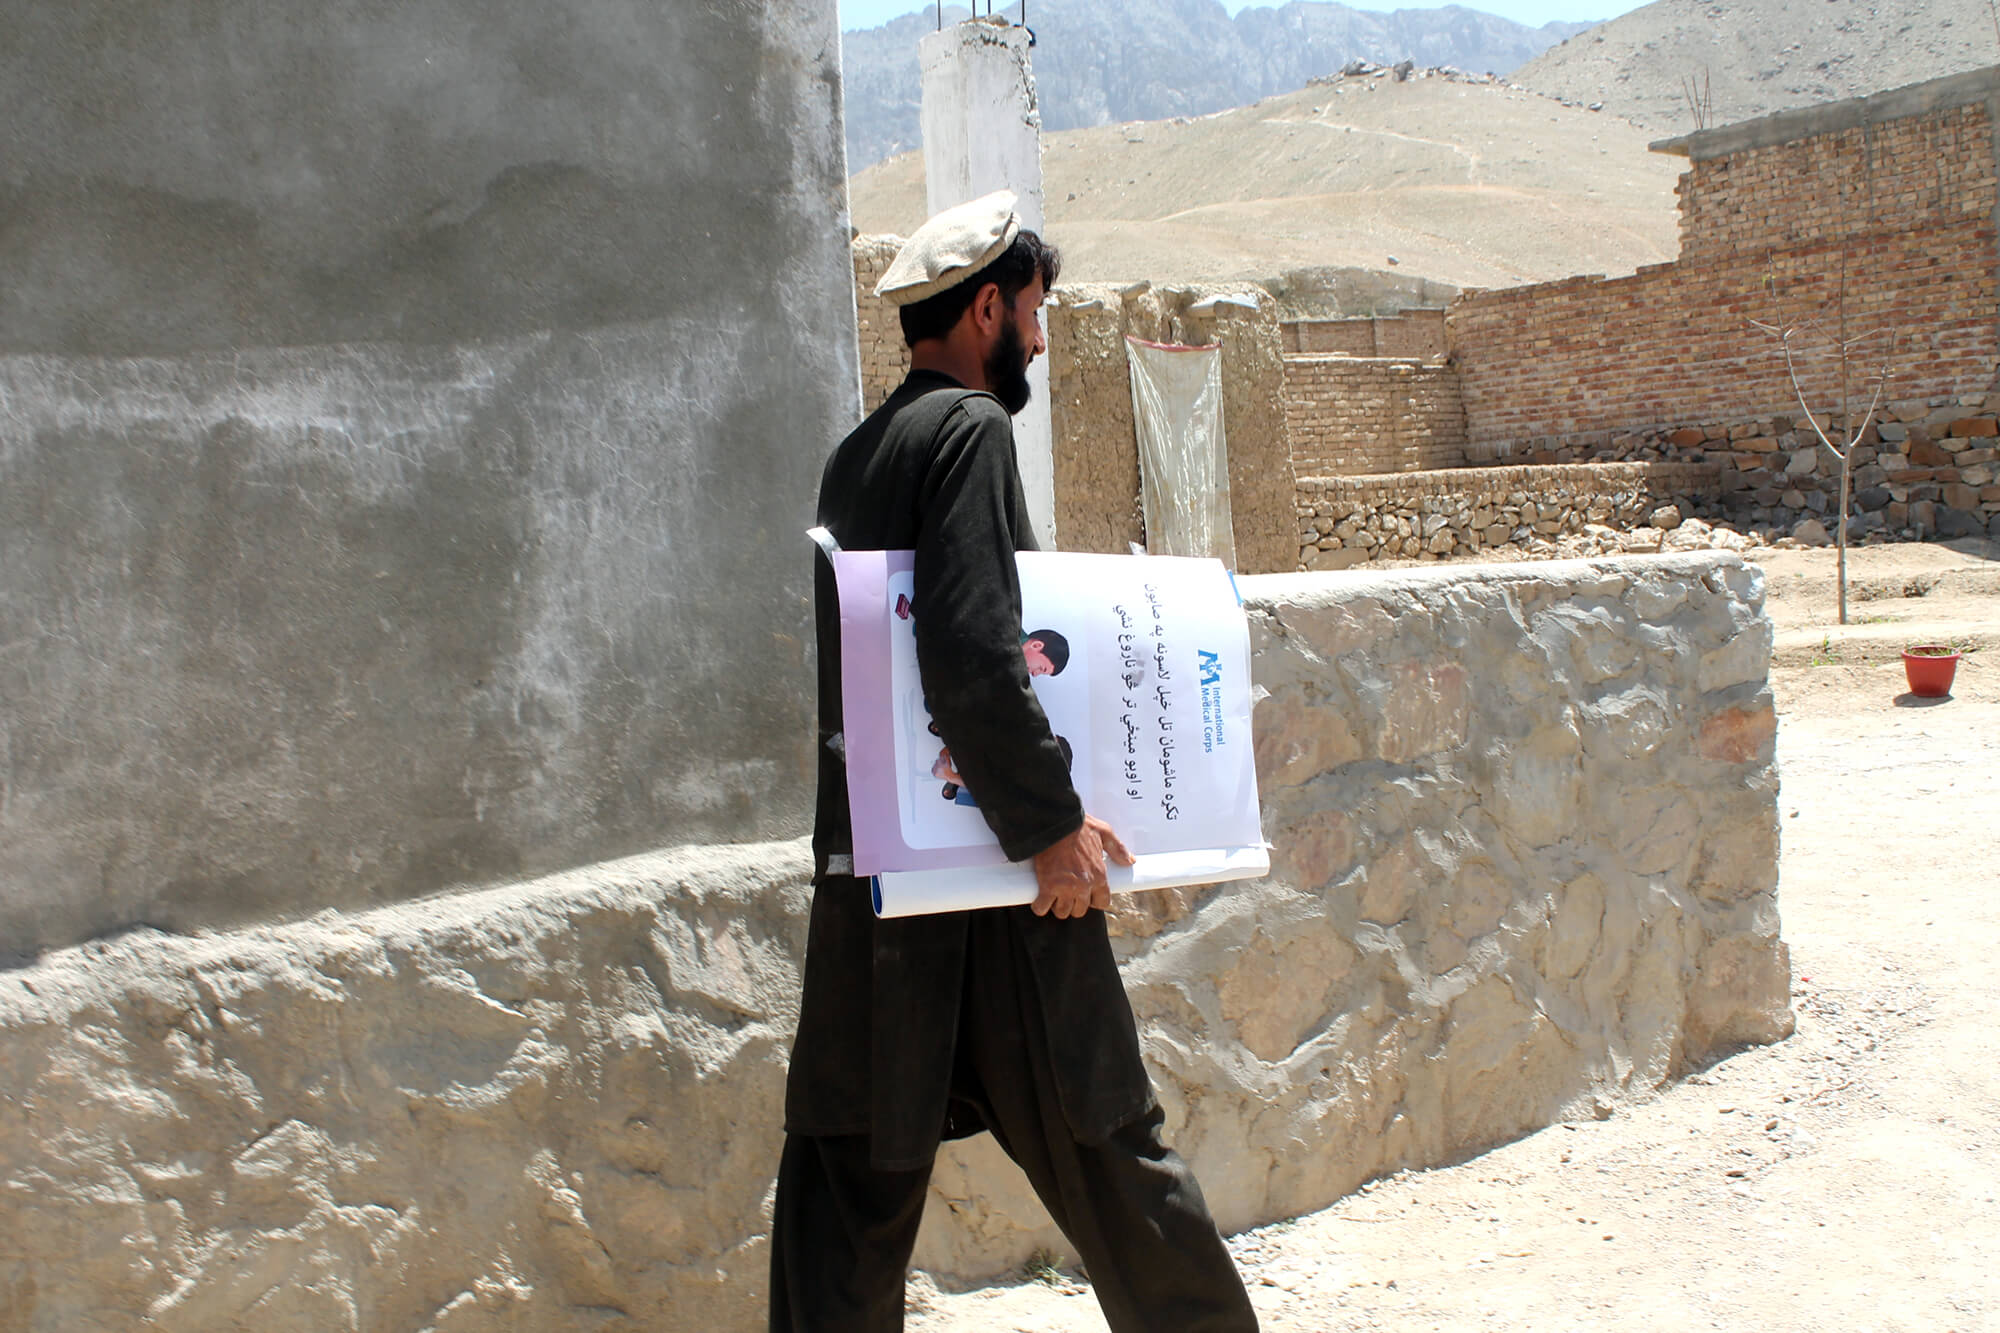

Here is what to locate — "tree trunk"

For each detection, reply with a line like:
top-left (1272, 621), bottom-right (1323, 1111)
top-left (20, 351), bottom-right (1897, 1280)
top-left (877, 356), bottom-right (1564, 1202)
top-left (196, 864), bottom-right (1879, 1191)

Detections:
top-left (1837, 453), bottom-right (1852, 626)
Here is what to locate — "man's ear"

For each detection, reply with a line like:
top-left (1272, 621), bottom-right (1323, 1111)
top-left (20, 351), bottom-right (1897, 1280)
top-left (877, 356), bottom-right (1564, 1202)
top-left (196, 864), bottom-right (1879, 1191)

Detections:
top-left (969, 281), bottom-right (1004, 336)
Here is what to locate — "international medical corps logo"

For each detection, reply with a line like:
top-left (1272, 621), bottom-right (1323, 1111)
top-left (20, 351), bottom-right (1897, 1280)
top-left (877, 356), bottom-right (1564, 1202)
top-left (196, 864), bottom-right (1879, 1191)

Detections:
top-left (1198, 648), bottom-right (1224, 752)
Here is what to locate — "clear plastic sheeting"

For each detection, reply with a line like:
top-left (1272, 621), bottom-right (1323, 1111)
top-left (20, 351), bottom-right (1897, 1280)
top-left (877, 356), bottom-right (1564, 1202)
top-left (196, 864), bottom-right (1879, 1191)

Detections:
top-left (1125, 336), bottom-right (1235, 568)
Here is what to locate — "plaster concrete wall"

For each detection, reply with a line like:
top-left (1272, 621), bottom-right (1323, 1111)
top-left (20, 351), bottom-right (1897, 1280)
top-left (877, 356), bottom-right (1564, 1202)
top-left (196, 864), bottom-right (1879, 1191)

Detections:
top-left (0, 555), bottom-right (1790, 1327)
top-left (0, 0), bottom-right (859, 958)
top-left (920, 17), bottom-right (1056, 550)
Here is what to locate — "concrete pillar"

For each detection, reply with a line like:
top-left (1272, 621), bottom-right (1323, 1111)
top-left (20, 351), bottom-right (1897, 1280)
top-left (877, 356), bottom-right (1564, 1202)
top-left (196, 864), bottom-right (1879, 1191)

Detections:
top-left (919, 17), bottom-right (1057, 549)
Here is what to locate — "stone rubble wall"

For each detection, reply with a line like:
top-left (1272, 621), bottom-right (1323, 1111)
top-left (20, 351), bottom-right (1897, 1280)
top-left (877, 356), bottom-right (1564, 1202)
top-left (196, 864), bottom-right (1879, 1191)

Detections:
top-left (1491, 397), bottom-right (2000, 543)
top-left (0, 555), bottom-right (1789, 1327)
top-left (1293, 462), bottom-right (1722, 570)
top-left (1282, 355), bottom-right (1467, 476)
top-left (0, 845), bottom-right (817, 1333)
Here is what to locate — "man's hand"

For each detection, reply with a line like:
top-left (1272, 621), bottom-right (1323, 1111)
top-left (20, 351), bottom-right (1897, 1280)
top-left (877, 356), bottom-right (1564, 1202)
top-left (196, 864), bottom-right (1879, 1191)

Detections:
top-left (1030, 815), bottom-right (1135, 919)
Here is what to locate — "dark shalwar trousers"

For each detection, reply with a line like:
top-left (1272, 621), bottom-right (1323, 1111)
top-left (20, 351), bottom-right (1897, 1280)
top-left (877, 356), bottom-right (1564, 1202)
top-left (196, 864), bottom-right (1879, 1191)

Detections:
top-left (769, 910), bottom-right (1257, 1333)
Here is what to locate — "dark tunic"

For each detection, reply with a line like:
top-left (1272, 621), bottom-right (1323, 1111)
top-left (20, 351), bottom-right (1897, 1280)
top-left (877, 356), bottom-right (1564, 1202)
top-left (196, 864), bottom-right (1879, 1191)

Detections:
top-left (786, 369), bottom-right (1155, 1170)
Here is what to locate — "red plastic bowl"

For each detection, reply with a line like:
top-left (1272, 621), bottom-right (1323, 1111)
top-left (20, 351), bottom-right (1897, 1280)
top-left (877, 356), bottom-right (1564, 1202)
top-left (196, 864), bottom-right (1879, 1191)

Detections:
top-left (1901, 646), bottom-right (1961, 698)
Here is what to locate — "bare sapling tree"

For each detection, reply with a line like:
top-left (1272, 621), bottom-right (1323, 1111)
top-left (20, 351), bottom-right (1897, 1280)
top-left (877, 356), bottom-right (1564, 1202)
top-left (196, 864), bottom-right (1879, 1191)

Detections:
top-left (1748, 254), bottom-right (1894, 625)
top-left (1681, 67), bottom-right (1713, 131)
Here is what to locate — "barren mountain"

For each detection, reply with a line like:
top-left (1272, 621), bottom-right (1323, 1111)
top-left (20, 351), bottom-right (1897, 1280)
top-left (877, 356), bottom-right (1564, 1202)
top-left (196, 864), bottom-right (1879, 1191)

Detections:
top-left (1515, 0), bottom-right (2000, 134)
top-left (841, 0), bottom-right (1593, 170)
top-left (849, 67), bottom-right (1684, 298)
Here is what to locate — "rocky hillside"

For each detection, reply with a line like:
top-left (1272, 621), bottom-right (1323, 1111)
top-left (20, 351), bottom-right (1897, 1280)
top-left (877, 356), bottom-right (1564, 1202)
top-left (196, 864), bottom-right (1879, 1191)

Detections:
top-left (1515, 0), bottom-right (2000, 134)
top-left (841, 0), bottom-right (1592, 170)
top-left (850, 65), bottom-right (1684, 298)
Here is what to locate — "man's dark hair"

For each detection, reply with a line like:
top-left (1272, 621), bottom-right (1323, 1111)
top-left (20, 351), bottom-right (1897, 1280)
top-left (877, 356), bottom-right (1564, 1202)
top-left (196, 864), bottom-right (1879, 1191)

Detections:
top-left (1026, 628), bottom-right (1069, 675)
top-left (1054, 735), bottom-right (1074, 769)
top-left (899, 230), bottom-right (1061, 347)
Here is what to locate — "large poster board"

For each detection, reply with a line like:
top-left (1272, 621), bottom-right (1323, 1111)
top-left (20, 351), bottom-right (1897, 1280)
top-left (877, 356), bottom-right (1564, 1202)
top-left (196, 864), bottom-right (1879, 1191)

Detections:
top-left (834, 549), bottom-right (1267, 916)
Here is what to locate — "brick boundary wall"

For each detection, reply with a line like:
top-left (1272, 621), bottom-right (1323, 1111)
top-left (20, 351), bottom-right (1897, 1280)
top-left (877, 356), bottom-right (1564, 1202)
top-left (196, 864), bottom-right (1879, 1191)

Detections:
top-left (1448, 73), bottom-right (2000, 493)
top-left (1672, 86), bottom-right (1998, 262)
top-left (1449, 223), bottom-right (1999, 456)
top-left (853, 234), bottom-right (910, 414)
top-left (1280, 309), bottom-right (1447, 358)
top-left (1294, 461), bottom-right (1721, 569)
top-left (1281, 355), bottom-right (1466, 476)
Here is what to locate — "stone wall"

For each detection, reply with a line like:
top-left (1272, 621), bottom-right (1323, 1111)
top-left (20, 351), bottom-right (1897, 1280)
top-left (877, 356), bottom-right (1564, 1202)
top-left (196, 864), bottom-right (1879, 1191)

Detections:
top-left (1293, 462), bottom-right (1721, 569)
top-left (1448, 68), bottom-right (2000, 462)
top-left (0, 844), bottom-right (814, 1332)
top-left (0, 0), bottom-right (859, 959)
top-left (1282, 356), bottom-right (1467, 476)
top-left (1560, 398), bottom-right (2000, 542)
top-left (0, 555), bottom-right (1790, 1325)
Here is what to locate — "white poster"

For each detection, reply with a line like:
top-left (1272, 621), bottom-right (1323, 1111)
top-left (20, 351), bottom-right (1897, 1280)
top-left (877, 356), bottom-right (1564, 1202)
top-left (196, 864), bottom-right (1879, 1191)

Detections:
top-left (836, 549), bottom-right (1266, 917)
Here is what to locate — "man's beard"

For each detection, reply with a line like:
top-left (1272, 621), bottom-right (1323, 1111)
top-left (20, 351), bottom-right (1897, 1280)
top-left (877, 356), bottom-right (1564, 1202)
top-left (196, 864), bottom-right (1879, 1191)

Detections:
top-left (985, 311), bottom-right (1033, 416)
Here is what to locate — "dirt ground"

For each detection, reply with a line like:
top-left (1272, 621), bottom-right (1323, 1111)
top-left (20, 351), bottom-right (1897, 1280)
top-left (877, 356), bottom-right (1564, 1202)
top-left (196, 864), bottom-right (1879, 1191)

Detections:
top-left (909, 540), bottom-right (2000, 1333)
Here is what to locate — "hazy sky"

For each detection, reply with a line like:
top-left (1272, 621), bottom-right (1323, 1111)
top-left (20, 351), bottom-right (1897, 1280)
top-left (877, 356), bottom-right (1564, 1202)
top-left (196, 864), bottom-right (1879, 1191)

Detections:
top-left (839, 0), bottom-right (1648, 31)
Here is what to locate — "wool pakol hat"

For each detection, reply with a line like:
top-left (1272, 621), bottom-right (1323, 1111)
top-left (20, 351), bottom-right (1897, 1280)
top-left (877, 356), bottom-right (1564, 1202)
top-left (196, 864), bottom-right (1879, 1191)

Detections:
top-left (874, 189), bottom-right (1022, 307)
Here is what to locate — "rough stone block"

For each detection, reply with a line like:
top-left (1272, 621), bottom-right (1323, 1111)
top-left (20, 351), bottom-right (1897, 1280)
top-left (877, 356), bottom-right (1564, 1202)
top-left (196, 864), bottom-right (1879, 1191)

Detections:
top-left (1698, 699), bottom-right (1777, 764)
top-left (1936, 507), bottom-right (1985, 539)
top-left (0, 844), bottom-right (816, 1332)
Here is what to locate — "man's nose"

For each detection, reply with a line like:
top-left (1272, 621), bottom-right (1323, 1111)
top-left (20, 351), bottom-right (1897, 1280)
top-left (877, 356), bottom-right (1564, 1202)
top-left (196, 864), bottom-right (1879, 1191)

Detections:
top-left (1030, 317), bottom-right (1046, 359)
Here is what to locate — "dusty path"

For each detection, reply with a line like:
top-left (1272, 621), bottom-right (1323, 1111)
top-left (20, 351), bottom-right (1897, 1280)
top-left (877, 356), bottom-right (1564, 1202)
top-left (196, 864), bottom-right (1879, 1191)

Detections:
top-left (910, 543), bottom-right (2000, 1333)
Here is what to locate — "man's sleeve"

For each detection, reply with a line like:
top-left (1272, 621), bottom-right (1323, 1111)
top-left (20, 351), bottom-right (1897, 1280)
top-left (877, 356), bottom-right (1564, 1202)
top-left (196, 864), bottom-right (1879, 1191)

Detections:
top-left (912, 398), bottom-right (1084, 862)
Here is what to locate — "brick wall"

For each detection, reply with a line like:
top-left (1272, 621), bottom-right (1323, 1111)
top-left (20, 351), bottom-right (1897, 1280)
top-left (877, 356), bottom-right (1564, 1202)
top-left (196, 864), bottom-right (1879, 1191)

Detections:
top-left (1677, 103), bottom-right (1994, 260)
top-left (1281, 356), bottom-right (1467, 475)
top-left (1450, 81), bottom-right (2000, 465)
top-left (1375, 309), bottom-right (1449, 359)
top-left (1281, 309), bottom-right (1447, 358)
top-left (1284, 319), bottom-right (1375, 355)
top-left (853, 234), bottom-right (910, 413)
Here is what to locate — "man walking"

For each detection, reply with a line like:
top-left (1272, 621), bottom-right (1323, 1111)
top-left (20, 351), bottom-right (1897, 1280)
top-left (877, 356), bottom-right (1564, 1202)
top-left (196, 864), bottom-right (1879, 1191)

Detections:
top-left (771, 191), bottom-right (1258, 1332)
